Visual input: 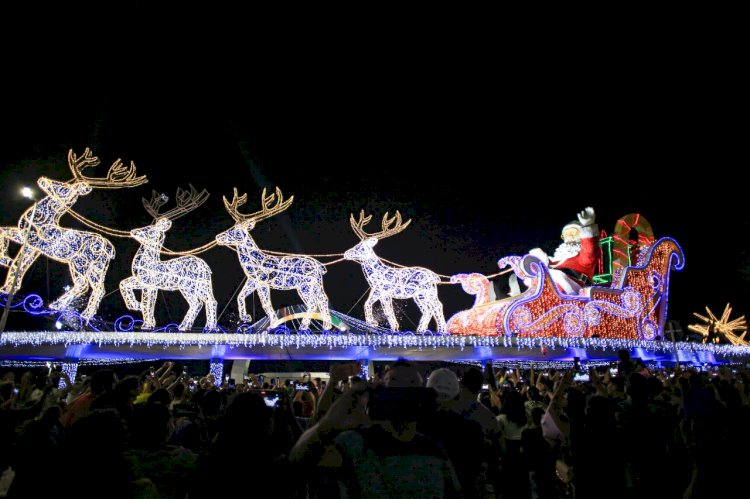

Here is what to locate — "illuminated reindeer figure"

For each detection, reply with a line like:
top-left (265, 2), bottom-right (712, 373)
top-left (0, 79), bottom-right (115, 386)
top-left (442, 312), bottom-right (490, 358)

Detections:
top-left (216, 187), bottom-right (332, 330)
top-left (345, 211), bottom-right (447, 333)
top-left (0, 148), bottom-right (146, 320)
top-left (119, 185), bottom-right (217, 331)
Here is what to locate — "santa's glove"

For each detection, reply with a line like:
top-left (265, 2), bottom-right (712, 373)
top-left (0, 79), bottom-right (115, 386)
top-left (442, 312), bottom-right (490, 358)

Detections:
top-left (528, 248), bottom-right (550, 266)
top-left (577, 207), bottom-right (596, 227)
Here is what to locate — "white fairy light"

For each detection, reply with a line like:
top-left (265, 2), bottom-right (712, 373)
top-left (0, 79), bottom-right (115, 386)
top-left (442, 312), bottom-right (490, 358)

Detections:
top-left (344, 210), bottom-right (447, 333)
top-left (0, 149), bottom-right (146, 321)
top-left (119, 186), bottom-right (218, 331)
top-left (216, 188), bottom-right (332, 330)
top-left (209, 360), bottom-right (224, 386)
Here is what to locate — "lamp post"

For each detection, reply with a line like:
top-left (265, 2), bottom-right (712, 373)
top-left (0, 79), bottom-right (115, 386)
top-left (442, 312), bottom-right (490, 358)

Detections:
top-left (0, 187), bottom-right (38, 334)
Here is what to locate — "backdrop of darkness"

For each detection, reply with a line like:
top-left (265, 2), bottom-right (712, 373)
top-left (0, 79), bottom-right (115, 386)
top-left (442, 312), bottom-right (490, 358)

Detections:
top-left (0, 14), bottom-right (746, 335)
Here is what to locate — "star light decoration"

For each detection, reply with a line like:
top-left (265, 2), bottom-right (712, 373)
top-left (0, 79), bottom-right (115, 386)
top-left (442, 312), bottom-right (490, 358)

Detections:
top-left (344, 210), bottom-right (447, 333)
top-left (119, 186), bottom-right (218, 331)
top-left (0, 148), bottom-right (146, 320)
top-left (215, 187), bottom-right (333, 330)
top-left (688, 304), bottom-right (748, 346)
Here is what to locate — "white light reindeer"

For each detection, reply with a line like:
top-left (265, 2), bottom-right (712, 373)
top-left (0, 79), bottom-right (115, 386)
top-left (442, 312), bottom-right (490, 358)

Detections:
top-left (0, 148), bottom-right (146, 320)
top-left (344, 211), bottom-right (447, 333)
top-left (119, 185), bottom-right (217, 331)
top-left (216, 187), bottom-right (332, 330)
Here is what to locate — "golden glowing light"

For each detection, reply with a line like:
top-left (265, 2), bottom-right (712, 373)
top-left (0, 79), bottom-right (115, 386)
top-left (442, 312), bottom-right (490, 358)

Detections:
top-left (448, 237), bottom-right (683, 340)
top-left (120, 187), bottom-right (217, 331)
top-left (688, 304), bottom-right (747, 346)
top-left (345, 210), bottom-right (446, 333)
top-left (0, 148), bottom-right (147, 320)
top-left (216, 188), bottom-right (332, 330)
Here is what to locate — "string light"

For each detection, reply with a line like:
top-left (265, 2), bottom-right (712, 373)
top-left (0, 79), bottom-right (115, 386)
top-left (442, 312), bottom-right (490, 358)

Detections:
top-left (450, 273), bottom-right (495, 306)
top-left (119, 186), bottom-right (217, 331)
top-left (216, 188), bottom-right (332, 330)
top-left (0, 148), bottom-right (146, 321)
top-left (345, 210), bottom-right (446, 333)
top-left (2, 165), bottom-right (747, 367)
top-left (1, 331), bottom-right (748, 360)
top-left (209, 360), bottom-right (224, 386)
top-left (449, 238), bottom-right (684, 341)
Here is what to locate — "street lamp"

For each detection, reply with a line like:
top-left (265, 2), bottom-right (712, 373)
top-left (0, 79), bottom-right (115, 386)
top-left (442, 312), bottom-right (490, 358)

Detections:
top-left (0, 187), bottom-right (38, 334)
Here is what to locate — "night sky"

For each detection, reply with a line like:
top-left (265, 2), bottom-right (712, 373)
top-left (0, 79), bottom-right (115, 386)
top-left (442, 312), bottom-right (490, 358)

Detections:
top-left (1, 16), bottom-right (746, 335)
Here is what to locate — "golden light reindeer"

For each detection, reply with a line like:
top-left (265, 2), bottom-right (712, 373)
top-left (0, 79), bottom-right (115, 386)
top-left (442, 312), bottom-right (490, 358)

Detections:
top-left (216, 187), bottom-right (332, 330)
top-left (119, 185), bottom-right (217, 331)
top-left (344, 211), bottom-right (447, 333)
top-left (0, 148), bottom-right (146, 321)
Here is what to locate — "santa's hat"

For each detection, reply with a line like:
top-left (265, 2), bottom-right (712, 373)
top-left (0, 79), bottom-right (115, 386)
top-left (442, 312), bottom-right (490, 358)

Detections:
top-left (561, 221), bottom-right (582, 233)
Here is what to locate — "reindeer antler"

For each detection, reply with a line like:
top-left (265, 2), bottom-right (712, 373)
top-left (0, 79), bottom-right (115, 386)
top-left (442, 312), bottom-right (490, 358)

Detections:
top-left (223, 187), bottom-right (293, 223)
top-left (349, 210), bottom-right (412, 240)
top-left (143, 184), bottom-right (210, 221)
top-left (68, 148), bottom-right (147, 189)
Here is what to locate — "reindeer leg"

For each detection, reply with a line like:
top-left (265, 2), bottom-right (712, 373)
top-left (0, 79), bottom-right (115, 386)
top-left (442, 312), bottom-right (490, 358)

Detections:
top-left (311, 282), bottom-right (332, 330)
top-left (50, 268), bottom-right (89, 313)
top-left (202, 282), bottom-right (217, 332)
top-left (81, 258), bottom-right (111, 320)
top-left (298, 288), bottom-right (317, 331)
top-left (256, 285), bottom-right (278, 327)
top-left (413, 294), bottom-right (432, 333)
top-left (433, 299), bottom-right (447, 333)
top-left (0, 228), bottom-right (12, 267)
top-left (380, 296), bottom-right (400, 332)
top-left (0, 227), bottom-right (24, 267)
top-left (364, 291), bottom-right (378, 327)
top-left (179, 291), bottom-right (203, 331)
top-left (119, 277), bottom-right (142, 312)
top-left (237, 279), bottom-right (258, 323)
top-left (1, 245), bottom-right (40, 295)
top-left (415, 288), bottom-right (447, 333)
top-left (141, 288), bottom-right (158, 329)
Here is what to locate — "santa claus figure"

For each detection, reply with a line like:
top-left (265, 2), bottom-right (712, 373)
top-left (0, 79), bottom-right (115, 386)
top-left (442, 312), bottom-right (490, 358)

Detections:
top-left (527, 207), bottom-right (599, 295)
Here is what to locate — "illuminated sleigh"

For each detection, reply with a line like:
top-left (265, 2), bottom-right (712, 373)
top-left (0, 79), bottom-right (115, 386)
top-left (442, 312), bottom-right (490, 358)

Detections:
top-left (447, 237), bottom-right (684, 339)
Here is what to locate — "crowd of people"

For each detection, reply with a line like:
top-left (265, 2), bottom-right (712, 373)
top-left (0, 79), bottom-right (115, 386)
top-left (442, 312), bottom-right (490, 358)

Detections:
top-left (0, 354), bottom-right (748, 498)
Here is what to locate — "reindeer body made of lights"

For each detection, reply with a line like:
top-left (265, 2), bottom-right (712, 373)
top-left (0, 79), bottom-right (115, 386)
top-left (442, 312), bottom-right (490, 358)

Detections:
top-left (216, 188), bottom-right (332, 330)
top-left (119, 185), bottom-right (217, 331)
top-left (344, 211), bottom-right (447, 333)
top-left (0, 149), bottom-right (146, 320)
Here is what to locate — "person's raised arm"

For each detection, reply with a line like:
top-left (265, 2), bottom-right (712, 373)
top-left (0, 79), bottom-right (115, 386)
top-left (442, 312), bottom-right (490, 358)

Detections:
top-left (158, 361), bottom-right (175, 385)
top-left (313, 362), bottom-right (359, 423)
top-left (546, 369), bottom-right (574, 439)
top-left (289, 382), bottom-right (370, 466)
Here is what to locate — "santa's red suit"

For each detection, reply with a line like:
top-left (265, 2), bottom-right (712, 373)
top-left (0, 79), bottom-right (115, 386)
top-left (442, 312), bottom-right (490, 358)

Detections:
top-left (529, 213), bottom-right (599, 295)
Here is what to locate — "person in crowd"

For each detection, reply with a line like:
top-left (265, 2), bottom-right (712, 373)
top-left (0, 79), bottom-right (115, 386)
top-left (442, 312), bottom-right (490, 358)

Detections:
top-left (61, 368), bottom-right (117, 428)
top-left (421, 368), bottom-right (485, 498)
top-left (290, 360), bottom-right (460, 498)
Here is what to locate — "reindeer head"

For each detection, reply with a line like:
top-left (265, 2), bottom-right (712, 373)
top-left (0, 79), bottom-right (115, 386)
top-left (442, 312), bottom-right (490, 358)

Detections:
top-left (216, 187), bottom-right (293, 247)
top-left (42, 177), bottom-right (93, 207)
top-left (344, 210), bottom-right (411, 262)
top-left (131, 218), bottom-right (172, 245)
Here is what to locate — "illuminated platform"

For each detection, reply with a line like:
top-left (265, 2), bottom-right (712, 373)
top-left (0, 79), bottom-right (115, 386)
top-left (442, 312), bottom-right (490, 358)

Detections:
top-left (1, 331), bottom-right (749, 366)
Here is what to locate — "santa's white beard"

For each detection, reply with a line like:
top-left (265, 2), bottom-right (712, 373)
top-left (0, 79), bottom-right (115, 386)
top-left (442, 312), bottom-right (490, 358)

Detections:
top-left (552, 241), bottom-right (581, 262)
